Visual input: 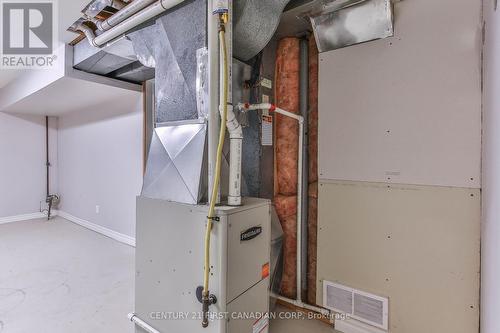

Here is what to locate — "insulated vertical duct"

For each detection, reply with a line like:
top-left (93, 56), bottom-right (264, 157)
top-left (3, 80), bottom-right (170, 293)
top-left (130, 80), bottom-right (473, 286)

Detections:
top-left (307, 36), bottom-right (319, 305)
top-left (274, 37), bottom-right (301, 299)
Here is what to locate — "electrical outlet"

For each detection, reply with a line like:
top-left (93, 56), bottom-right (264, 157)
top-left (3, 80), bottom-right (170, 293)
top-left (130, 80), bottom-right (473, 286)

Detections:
top-left (95, 205), bottom-right (100, 214)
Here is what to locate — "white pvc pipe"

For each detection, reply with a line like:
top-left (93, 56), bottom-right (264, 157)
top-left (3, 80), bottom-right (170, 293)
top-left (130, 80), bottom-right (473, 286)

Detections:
top-left (96, 0), bottom-right (157, 31)
top-left (297, 120), bottom-right (304, 303)
top-left (272, 293), bottom-right (331, 317)
top-left (219, 3), bottom-right (242, 207)
top-left (78, 23), bottom-right (98, 47)
top-left (226, 105), bottom-right (242, 206)
top-left (240, 103), bottom-right (303, 121)
top-left (91, 0), bottom-right (185, 47)
top-left (128, 313), bottom-right (160, 333)
top-left (239, 103), bottom-right (322, 310)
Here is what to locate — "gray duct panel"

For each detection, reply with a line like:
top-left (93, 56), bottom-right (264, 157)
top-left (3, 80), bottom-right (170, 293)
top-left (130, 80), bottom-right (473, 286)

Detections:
top-left (129, 0), bottom-right (206, 123)
top-left (233, 0), bottom-right (291, 61)
top-left (73, 36), bottom-right (137, 75)
top-left (142, 121), bottom-right (207, 205)
top-left (108, 61), bottom-right (155, 83)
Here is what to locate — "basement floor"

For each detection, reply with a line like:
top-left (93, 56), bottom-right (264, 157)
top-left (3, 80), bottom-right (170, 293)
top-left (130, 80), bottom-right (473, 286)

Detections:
top-left (0, 217), bottom-right (338, 333)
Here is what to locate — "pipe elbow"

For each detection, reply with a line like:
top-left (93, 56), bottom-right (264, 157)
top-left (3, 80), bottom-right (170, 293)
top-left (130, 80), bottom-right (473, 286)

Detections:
top-left (78, 23), bottom-right (99, 48)
top-left (221, 105), bottom-right (243, 139)
top-left (229, 127), bottom-right (243, 140)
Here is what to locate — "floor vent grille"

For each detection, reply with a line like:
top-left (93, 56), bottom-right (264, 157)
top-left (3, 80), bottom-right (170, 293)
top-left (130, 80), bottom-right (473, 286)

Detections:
top-left (323, 281), bottom-right (388, 330)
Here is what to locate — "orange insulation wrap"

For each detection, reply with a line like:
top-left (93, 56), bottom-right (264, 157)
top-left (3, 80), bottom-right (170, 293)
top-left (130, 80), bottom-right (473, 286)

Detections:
top-left (280, 214), bottom-right (298, 299)
top-left (274, 37), bottom-right (319, 303)
top-left (275, 37), bottom-right (300, 196)
top-left (274, 195), bottom-right (297, 221)
top-left (308, 181), bottom-right (318, 199)
top-left (307, 37), bottom-right (319, 305)
top-left (307, 194), bottom-right (318, 305)
top-left (308, 36), bottom-right (319, 185)
top-left (275, 37), bottom-right (301, 299)
top-left (274, 195), bottom-right (297, 298)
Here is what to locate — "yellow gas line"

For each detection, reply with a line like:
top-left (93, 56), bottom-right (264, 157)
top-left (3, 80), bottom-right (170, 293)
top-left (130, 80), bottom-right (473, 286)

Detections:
top-left (202, 13), bottom-right (229, 328)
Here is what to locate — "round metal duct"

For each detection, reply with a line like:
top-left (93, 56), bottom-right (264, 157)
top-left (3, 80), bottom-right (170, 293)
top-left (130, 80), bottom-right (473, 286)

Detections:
top-left (233, 0), bottom-right (292, 61)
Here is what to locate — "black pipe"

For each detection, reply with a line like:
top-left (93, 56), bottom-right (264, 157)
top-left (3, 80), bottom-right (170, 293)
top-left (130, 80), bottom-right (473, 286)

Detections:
top-left (46, 116), bottom-right (50, 198)
top-left (45, 117), bottom-right (58, 220)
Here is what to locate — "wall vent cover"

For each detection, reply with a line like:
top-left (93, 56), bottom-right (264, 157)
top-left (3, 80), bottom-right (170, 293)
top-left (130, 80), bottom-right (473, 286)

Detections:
top-left (323, 281), bottom-right (388, 330)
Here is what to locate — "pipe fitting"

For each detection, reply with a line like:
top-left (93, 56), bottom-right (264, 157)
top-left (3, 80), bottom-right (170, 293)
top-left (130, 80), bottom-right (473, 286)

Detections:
top-left (78, 23), bottom-right (100, 48)
top-left (221, 105), bottom-right (243, 139)
top-left (128, 313), bottom-right (161, 333)
top-left (111, 0), bottom-right (128, 10)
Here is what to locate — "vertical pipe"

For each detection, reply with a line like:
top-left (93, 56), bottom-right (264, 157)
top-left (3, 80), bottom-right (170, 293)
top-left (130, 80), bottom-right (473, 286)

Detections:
top-left (208, 0), bottom-right (220, 203)
top-left (299, 38), bottom-right (309, 298)
top-left (224, 1), bottom-right (240, 206)
top-left (46, 116), bottom-right (50, 199)
top-left (296, 121), bottom-right (304, 304)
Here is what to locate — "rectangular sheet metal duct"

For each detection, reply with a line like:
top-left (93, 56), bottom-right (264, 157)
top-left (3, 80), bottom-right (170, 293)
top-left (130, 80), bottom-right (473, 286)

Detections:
top-left (310, 0), bottom-right (393, 52)
top-left (142, 121), bottom-right (207, 205)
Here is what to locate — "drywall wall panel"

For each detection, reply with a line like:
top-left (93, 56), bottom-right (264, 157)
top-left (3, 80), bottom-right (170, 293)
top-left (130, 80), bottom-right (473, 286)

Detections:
top-left (318, 0), bottom-right (482, 188)
top-left (481, 1), bottom-right (500, 332)
top-left (58, 92), bottom-right (143, 238)
top-left (0, 113), bottom-right (58, 218)
top-left (316, 180), bottom-right (480, 333)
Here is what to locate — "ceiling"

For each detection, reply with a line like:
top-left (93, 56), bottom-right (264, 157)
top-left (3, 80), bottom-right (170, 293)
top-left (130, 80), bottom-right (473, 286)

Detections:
top-left (1, 76), bottom-right (141, 116)
top-left (0, 0), bottom-right (92, 89)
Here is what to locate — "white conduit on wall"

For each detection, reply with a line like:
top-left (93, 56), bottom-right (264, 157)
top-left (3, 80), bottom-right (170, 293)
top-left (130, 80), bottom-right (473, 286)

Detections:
top-left (238, 103), bottom-right (330, 316)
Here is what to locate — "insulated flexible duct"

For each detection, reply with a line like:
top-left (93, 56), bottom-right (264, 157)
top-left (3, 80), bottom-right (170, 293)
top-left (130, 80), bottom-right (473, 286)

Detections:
top-left (307, 36), bottom-right (319, 305)
top-left (233, 0), bottom-right (291, 61)
top-left (275, 37), bottom-right (301, 299)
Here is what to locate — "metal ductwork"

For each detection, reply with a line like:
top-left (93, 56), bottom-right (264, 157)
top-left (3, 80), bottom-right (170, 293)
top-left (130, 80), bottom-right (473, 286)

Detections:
top-left (71, 0), bottom-right (292, 204)
top-left (128, 0), bottom-right (207, 123)
top-left (136, 0), bottom-right (208, 204)
top-left (73, 0), bottom-right (292, 82)
top-left (233, 0), bottom-right (291, 61)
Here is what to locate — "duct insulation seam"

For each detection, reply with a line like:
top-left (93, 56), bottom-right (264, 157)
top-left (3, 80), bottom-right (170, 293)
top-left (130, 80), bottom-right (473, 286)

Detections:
top-left (275, 37), bottom-right (301, 299)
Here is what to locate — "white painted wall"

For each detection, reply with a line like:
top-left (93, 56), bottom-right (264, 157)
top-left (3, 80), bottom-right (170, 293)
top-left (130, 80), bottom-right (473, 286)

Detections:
top-left (58, 92), bottom-right (143, 238)
top-left (482, 1), bottom-right (500, 332)
top-left (0, 113), bottom-right (58, 218)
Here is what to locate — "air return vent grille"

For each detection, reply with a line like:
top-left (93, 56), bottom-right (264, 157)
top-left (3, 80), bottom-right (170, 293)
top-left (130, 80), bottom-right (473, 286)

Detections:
top-left (323, 281), bottom-right (388, 330)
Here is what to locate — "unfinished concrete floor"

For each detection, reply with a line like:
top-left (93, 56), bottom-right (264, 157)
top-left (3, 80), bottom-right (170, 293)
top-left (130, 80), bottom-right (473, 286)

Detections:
top-left (0, 217), bottom-right (338, 333)
top-left (0, 217), bottom-right (135, 333)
